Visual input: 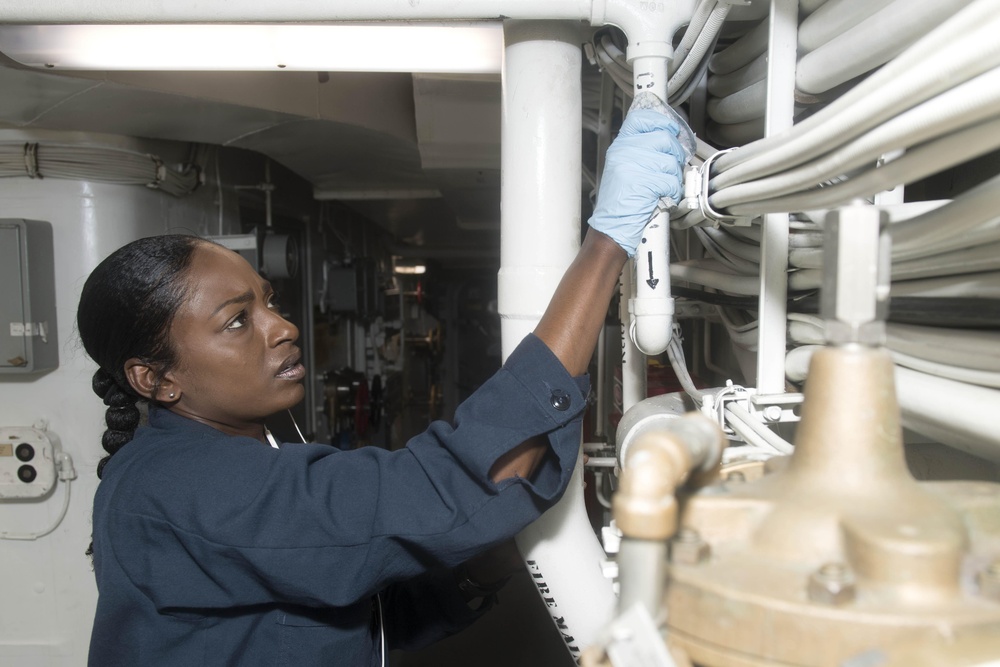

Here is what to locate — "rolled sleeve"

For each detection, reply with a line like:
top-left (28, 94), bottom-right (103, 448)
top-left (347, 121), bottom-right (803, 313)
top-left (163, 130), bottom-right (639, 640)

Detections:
top-left (423, 333), bottom-right (590, 496)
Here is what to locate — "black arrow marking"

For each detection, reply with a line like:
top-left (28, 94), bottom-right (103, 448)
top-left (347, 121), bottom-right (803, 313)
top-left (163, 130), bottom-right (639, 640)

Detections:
top-left (646, 251), bottom-right (659, 289)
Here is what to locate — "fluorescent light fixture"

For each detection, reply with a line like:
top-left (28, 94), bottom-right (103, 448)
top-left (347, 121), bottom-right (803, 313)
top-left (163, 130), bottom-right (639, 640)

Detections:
top-left (394, 264), bottom-right (427, 275)
top-left (314, 188), bottom-right (443, 201)
top-left (0, 23), bottom-right (502, 73)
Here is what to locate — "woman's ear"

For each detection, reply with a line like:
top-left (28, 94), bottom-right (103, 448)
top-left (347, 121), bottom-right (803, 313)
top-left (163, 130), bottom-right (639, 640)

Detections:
top-left (124, 359), bottom-right (179, 403)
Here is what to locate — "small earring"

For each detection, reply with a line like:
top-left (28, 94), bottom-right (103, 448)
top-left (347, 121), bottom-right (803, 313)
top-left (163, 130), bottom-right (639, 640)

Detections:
top-left (168, 392), bottom-right (176, 399)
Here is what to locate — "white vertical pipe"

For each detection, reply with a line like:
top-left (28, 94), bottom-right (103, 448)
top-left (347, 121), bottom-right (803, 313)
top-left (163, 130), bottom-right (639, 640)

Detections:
top-left (756, 0), bottom-right (797, 393)
top-left (621, 260), bottom-right (648, 412)
top-left (630, 56), bottom-right (676, 358)
top-left (499, 20), bottom-right (616, 660)
top-left (498, 20), bottom-right (583, 352)
top-left (594, 72), bottom-right (617, 440)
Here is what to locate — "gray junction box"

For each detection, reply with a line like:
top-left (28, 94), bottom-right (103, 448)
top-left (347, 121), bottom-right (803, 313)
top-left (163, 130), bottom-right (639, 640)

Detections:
top-left (0, 219), bottom-right (58, 374)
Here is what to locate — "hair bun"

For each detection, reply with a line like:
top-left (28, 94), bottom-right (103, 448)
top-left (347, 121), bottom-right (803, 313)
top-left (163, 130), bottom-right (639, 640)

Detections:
top-left (92, 368), bottom-right (115, 400)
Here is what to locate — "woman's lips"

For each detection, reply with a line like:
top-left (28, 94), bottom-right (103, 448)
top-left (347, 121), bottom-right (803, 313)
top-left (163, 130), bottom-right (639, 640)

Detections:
top-left (276, 362), bottom-right (305, 380)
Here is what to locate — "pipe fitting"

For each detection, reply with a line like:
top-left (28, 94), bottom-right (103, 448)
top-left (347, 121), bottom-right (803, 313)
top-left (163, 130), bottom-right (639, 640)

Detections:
top-left (595, 0), bottom-right (698, 62)
top-left (613, 413), bottom-right (724, 540)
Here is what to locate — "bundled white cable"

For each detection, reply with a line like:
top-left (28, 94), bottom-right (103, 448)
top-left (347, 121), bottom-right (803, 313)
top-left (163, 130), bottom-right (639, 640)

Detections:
top-left (712, 0), bottom-right (1000, 182)
top-left (0, 141), bottom-right (201, 196)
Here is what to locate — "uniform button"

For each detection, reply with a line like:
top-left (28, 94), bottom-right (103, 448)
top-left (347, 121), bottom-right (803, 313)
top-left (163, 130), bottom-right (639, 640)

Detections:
top-left (550, 389), bottom-right (570, 411)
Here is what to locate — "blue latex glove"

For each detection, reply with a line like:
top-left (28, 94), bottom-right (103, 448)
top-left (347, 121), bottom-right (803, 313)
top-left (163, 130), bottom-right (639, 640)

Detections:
top-left (588, 108), bottom-right (689, 256)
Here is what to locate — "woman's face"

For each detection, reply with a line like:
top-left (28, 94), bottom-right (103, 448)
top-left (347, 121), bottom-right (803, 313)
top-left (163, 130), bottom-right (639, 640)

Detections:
top-left (162, 242), bottom-right (305, 439)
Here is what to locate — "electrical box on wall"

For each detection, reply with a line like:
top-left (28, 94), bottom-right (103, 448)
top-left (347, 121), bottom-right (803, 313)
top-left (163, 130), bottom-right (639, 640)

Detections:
top-left (328, 260), bottom-right (380, 320)
top-left (0, 219), bottom-right (58, 374)
top-left (0, 427), bottom-right (56, 499)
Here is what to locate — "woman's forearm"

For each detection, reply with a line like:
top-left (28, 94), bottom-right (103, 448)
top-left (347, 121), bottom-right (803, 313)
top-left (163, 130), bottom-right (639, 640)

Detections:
top-left (533, 228), bottom-right (627, 376)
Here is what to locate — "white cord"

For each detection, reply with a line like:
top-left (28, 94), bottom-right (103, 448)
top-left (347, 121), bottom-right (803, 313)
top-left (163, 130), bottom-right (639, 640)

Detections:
top-left (288, 410), bottom-right (307, 443)
top-left (376, 593), bottom-right (386, 667)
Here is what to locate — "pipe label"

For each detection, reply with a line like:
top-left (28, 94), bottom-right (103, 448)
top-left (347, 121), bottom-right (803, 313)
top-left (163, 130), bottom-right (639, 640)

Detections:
top-left (526, 559), bottom-right (582, 660)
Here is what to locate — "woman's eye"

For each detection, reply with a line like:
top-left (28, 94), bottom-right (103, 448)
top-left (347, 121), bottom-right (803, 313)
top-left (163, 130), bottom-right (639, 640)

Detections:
top-left (266, 293), bottom-right (280, 310)
top-left (225, 311), bottom-right (248, 330)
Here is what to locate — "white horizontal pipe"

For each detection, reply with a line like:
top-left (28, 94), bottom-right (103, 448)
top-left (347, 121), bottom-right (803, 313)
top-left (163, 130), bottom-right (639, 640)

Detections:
top-left (0, 0), bottom-right (592, 22)
top-left (0, 0), bottom-right (694, 62)
top-left (895, 367), bottom-right (1000, 464)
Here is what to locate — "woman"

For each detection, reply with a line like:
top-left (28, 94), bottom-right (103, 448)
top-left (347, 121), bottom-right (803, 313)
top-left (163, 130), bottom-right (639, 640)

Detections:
top-left (77, 107), bottom-right (687, 665)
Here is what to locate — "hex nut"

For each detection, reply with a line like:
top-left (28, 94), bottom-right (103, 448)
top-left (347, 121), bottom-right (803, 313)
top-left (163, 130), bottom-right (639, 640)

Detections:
top-left (670, 529), bottom-right (711, 565)
top-left (808, 562), bottom-right (856, 605)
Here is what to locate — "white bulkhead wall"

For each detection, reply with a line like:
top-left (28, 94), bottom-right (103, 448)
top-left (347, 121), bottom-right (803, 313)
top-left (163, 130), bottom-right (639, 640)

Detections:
top-left (0, 136), bottom-right (224, 666)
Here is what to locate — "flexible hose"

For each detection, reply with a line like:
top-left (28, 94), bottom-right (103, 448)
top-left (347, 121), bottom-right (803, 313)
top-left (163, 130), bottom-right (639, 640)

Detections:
top-left (892, 242), bottom-right (1000, 281)
top-left (707, 117), bottom-right (766, 147)
top-left (799, 0), bottom-right (833, 15)
top-left (798, 0), bottom-right (896, 54)
top-left (670, 260), bottom-right (760, 295)
top-left (671, 0), bottom-right (718, 72)
top-left (892, 172), bottom-right (1000, 259)
top-left (796, 0), bottom-right (969, 95)
top-left (725, 403), bottom-right (794, 454)
top-left (888, 324), bottom-right (1000, 372)
top-left (669, 4), bottom-right (730, 92)
top-left (891, 273), bottom-right (1000, 299)
top-left (711, 66), bottom-right (1000, 209)
top-left (699, 226), bottom-right (762, 264)
top-left (708, 17), bottom-right (769, 75)
top-left (712, 0), bottom-right (1000, 181)
top-left (707, 51), bottom-right (767, 98)
top-left (892, 351), bottom-right (1000, 389)
top-left (693, 228), bottom-right (760, 275)
top-left (721, 116), bottom-right (1000, 216)
top-left (707, 78), bottom-right (767, 125)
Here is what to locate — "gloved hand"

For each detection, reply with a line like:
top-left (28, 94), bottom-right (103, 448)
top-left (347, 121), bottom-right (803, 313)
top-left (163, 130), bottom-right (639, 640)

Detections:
top-left (588, 107), bottom-right (690, 256)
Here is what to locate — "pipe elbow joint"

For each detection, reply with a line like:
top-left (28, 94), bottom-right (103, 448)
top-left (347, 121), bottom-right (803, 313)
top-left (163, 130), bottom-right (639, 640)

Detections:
top-left (613, 432), bottom-right (686, 539)
top-left (614, 413), bottom-right (725, 539)
top-left (629, 296), bottom-right (674, 355)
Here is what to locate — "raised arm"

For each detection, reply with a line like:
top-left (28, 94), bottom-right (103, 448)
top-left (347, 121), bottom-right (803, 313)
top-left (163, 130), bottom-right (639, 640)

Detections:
top-left (490, 107), bottom-right (689, 482)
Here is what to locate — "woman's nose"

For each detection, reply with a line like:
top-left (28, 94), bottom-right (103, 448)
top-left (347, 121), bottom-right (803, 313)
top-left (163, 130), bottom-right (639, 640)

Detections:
top-left (266, 308), bottom-right (299, 346)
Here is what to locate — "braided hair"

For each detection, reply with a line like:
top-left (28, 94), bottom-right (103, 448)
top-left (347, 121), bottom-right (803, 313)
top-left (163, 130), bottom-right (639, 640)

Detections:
top-left (77, 235), bottom-right (205, 478)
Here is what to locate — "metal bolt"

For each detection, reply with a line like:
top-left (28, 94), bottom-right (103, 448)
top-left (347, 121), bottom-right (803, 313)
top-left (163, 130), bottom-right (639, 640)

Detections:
top-left (978, 558), bottom-right (1000, 601)
top-left (762, 405), bottom-right (783, 422)
top-left (808, 561), bottom-right (856, 605)
top-left (671, 528), bottom-right (711, 565)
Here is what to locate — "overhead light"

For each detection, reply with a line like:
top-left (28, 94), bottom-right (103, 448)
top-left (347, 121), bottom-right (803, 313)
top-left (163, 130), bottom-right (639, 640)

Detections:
top-left (314, 188), bottom-right (443, 201)
top-left (0, 22), bottom-right (502, 73)
top-left (394, 263), bottom-right (427, 275)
